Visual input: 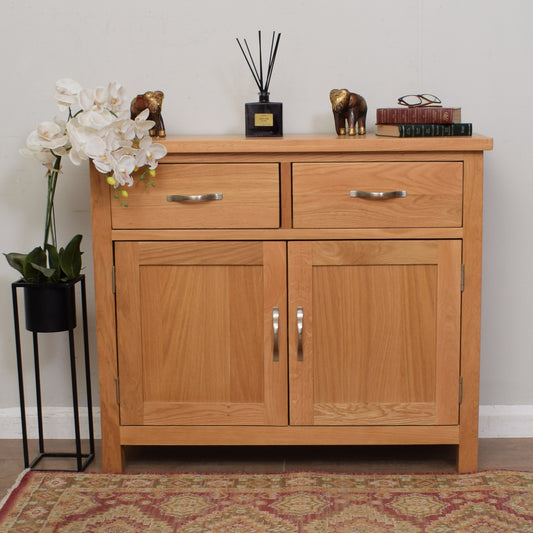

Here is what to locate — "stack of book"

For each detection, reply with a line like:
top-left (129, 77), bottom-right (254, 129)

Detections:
top-left (376, 107), bottom-right (472, 137)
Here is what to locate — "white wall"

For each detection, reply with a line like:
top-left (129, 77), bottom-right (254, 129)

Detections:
top-left (1, 0), bottom-right (532, 434)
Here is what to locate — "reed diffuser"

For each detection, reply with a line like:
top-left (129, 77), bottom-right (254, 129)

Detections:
top-left (236, 31), bottom-right (282, 137)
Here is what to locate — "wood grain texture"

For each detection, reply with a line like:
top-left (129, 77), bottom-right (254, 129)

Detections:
top-left (143, 402), bottom-right (266, 425)
top-left (435, 240), bottom-right (462, 424)
top-left (262, 242), bottom-right (289, 425)
top-left (111, 228), bottom-right (464, 242)
top-left (311, 240), bottom-right (440, 265)
top-left (157, 133), bottom-right (493, 154)
top-left (458, 153), bottom-right (484, 473)
top-left (313, 403), bottom-right (437, 425)
top-left (114, 242), bottom-right (143, 425)
top-left (88, 134), bottom-right (492, 472)
top-left (115, 241), bottom-right (287, 428)
top-left (293, 162), bottom-right (463, 228)
top-left (89, 164), bottom-right (123, 471)
top-left (280, 162), bottom-right (292, 228)
top-left (312, 264), bottom-right (438, 406)
top-left (290, 240), bottom-right (461, 427)
top-left (111, 163), bottom-right (279, 229)
top-left (120, 425), bottom-right (460, 446)
top-left (137, 241), bottom-right (264, 265)
top-left (288, 241), bottom-right (314, 425)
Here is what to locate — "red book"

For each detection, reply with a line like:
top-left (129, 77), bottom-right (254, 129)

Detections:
top-left (376, 107), bottom-right (461, 124)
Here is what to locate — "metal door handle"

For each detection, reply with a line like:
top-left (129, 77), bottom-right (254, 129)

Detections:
top-left (272, 307), bottom-right (279, 362)
top-left (167, 193), bottom-right (223, 202)
top-left (350, 190), bottom-right (407, 199)
top-left (297, 306), bottom-right (303, 361)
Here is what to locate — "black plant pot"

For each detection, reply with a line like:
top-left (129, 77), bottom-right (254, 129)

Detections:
top-left (22, 279), bottom-right (77, 333)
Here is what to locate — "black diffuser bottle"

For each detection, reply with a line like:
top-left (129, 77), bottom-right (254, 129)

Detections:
top-left (237, 31), bottom-right (283, 137)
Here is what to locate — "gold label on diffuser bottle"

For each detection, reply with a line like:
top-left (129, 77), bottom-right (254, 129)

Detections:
top-left (255, 113), bottom-right (274, 127)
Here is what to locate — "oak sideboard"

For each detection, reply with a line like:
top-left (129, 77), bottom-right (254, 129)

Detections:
top-left (89, 133), bottom-right (493, 472)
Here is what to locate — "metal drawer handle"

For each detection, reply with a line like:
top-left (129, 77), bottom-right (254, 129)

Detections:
top-left (297, 306), bottom-right (304, 361)
top-left (350, 190), bottom-right (407, 199)
top-left (167, 193), bottom-right (223, 202)
top-left (273, 307), bottom-right (279, 362)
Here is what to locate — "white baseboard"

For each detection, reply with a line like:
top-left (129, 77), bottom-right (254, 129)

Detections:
top-left (0, 405), bottom-right (531, 439)
top-left (478, 405), bottom-right (533, 438)
top-left (0, 407), bottom-right (101, 439)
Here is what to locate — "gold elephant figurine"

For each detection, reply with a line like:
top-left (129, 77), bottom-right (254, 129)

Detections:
top-left (330, 89), bottom-right (367, 136)
top-left (130, 90), bottom-right (166, 137)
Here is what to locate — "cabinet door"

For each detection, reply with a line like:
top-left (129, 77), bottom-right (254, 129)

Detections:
top-left (288, 240), bottom-right (462, 426)
top-left (115, 241), bottom-right (287, 426)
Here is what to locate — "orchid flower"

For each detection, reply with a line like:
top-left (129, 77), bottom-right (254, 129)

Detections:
top-left (66, 119), bottom-right (92, 165)
top-left (55, 78), bottom-right (82, 109)
top-left (20, 143), bottom-right (57, 169)
top-left (120, 108), bottom-right (154, 140)
top-left (77, 88), bottom-right (115, 129)
top-left (107, 82), bottom-right (126, 112)
top-left (27, 121), bottom-right (69, 150)
top-left (19, 120), bottom-right (68, 170)
top-left (84, 136), bottom-right (114, 174)
top-left (112, 154), bottom-right (136, 187)
top-left (135, 136), bottom-right (168, 169)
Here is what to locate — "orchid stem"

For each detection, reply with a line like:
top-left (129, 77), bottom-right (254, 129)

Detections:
top-left (43, 155), bottom-right (61, 250)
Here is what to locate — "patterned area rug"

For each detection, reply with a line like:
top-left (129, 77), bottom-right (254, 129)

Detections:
top-left (1, 470), bottom-right (533, 532)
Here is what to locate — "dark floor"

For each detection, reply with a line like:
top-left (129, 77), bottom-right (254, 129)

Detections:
top-left (1, 439), bottom-right (532, 501)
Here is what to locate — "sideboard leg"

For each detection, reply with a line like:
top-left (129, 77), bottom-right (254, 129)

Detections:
top-left (457, 436), bottom-right (479, 473)
top-left (102, 442), bottom-right (125, 472)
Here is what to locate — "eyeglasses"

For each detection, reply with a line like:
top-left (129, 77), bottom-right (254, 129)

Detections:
top-left (398, 94), bottom-right (442, 107)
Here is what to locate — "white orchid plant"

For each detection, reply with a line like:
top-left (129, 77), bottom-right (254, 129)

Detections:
top-left (5, 78), bottom-right (167, 283)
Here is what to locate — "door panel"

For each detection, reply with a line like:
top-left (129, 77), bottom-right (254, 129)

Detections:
top-left (115, 241), bottom-right (287, 426)
top-left (288, 240), bottom-right (461, 426)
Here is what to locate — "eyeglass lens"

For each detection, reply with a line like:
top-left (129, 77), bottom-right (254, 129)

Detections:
top-left (398, 94), bottom-right (441, 107)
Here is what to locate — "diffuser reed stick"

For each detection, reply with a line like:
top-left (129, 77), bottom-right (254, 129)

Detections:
top-left (236, 31), bottom-right (281, 96)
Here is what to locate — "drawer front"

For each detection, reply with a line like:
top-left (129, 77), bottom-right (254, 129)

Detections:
top-left (292, 162), bottom-right (463, 228)
top-left (111, 163), bottom-right (280, 229)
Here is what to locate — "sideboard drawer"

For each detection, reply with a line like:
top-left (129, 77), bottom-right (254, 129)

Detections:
top-left (292, 162), bottom-right (463, 228)
top-left (111, 163), bottom-right (280, 229)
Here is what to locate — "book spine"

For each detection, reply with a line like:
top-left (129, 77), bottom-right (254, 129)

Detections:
top-left (376, 107), bottom-right (457, 124)
top-left (398, 124), bottom-right (472, 137)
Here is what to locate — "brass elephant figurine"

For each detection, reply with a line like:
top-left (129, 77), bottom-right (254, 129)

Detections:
top-left (330, 89), bottom-right (367, 136)
top-left (130, 90), bottom-right (166, 137)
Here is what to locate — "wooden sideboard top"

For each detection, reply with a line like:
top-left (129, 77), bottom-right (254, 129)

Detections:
top-left (157, 133), bottom-right (493, 154)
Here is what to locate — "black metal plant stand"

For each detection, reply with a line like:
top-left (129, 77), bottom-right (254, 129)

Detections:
top-left (11, 275), bottom-right (95, 471)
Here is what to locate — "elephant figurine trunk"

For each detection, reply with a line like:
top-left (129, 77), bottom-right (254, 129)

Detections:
top-left (330, 89), bottom-right (367, 136)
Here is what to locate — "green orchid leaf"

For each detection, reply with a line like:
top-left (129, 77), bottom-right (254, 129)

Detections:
top-left (29, 262), bottom-right (57, 279)
top-left (4, 252), bottom-right (27, 275)
top-left (59, 234), bottom-right (83, 280)
top-left (46, 244), bottom-right (61, 280)
top-left (22, 247), bottom-right (47, 283)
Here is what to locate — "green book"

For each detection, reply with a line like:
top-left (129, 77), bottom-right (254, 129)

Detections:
top-left (376, 123), bottom-right (473, 137)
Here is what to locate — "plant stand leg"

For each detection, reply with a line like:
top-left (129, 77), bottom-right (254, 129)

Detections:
top-left (81, 276), bottom-right (95, 459)
top-left (12, 284), bottom-right (29, 469)
top-left (32, 332), bottom-right (45, 457)
top-left (68, 328), bottom-right (83, 471)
